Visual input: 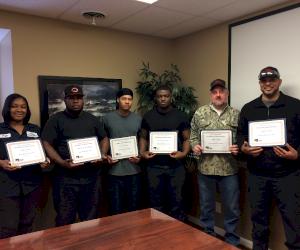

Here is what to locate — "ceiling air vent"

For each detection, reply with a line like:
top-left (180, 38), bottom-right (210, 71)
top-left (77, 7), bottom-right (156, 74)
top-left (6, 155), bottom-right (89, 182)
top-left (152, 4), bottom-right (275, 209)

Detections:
top-left (82, 11), bottom-right (106, 25)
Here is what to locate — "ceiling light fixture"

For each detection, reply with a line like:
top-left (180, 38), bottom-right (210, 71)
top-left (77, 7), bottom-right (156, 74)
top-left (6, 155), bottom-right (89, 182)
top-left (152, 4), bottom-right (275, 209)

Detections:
top-left (135, 0), bottom-right (158, 4)
top-left (82, 11), bottom-right (106, 25)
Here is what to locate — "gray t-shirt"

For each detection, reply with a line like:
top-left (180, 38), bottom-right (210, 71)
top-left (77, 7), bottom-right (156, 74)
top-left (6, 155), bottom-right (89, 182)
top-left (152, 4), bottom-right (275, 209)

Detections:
top-left (103, 111), bottom-right (142, 176)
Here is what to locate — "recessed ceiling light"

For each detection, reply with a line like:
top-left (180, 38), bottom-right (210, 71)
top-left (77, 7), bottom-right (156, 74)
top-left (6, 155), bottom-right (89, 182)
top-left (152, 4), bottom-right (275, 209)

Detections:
top-left (135, 0), bottom-right (158, 4)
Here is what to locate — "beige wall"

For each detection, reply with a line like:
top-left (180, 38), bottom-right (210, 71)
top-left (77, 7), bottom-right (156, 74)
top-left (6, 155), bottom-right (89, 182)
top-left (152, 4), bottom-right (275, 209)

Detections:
top-left (174, 23), bottom-right (228, 106)
top-left (0, 10), bottom-right (174, 124)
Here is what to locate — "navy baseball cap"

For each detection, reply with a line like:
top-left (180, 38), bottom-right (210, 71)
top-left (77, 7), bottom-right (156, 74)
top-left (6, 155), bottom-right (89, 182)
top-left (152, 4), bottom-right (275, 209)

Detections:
top-left (64, 85), bottom-right (84, 97)
top-left (259, 67), bottom-right (280, 80)
top-left (210, 79), bottom-right (226, 91)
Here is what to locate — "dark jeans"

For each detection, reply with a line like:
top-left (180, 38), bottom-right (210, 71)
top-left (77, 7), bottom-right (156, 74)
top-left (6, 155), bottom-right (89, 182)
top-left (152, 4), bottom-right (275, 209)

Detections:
top-left (52, 177), bottom-right (100, 226)
top-left (108, 174), bottom-right (141, 215)
top-left (198, 173), bottom-right (240, 246)
top-left (0, 187), bottom-right (41, 239)
top-left (248, 170), bottom-right (300, 250)
top-left (146, 164), bottom-right (185, 221)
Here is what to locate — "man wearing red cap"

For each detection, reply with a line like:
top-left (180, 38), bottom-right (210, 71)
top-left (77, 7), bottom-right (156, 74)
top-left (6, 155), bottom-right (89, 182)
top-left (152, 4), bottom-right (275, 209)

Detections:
top-left (42, 84), bottom-right (108, 226)
top-left (237, 67), bottom-right (300, 250)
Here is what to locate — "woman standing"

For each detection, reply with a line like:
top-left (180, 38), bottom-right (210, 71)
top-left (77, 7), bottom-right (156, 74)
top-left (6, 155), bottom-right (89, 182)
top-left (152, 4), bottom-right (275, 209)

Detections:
top-left (0, 94), bottom-right (49, 239)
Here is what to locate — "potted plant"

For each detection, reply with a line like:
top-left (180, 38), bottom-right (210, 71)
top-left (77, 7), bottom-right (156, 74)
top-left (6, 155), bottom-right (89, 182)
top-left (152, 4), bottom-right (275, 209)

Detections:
top-left (135, 62), bottom-right (198, 119)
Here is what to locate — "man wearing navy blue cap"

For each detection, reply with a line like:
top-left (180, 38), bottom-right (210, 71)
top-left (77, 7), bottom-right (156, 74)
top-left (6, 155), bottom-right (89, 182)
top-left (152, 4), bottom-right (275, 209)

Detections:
top-left (190, 79), bottom-right (240, 246)
top-left (237, 67), bottom-right (300, 250)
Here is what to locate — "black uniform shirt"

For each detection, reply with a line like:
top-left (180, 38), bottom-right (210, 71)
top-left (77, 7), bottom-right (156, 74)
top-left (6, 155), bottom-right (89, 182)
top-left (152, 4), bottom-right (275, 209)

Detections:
top-left (42, 110), bottom-right (106, 180)
top-left (141, 107), bottom-right (190, 166)
top-left (237, 92), bottom-right (300, 177)
top-left (0, 122), bottom-right (43, 197)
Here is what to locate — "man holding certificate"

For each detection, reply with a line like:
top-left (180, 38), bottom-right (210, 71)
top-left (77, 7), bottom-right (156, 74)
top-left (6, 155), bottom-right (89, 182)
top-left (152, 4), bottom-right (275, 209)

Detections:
top-left (0, 94), bottom-right (49, 239)
top-left (139, 85), bottom-right (190, 221)
top-left (190, 79), bottom-right (240, 246)
top-left (102, 88), bottom-right (142, 215)
top-left (237, 67), bottom-right (300, 250)
top-left (42, 85), bottom-right (108, 226)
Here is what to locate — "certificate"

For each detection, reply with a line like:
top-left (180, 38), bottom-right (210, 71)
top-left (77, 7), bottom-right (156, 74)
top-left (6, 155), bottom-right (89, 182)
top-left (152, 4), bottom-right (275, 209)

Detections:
top-left (67, 137), bottom-right (101, 164)
top-left (110, 136), bottom-right (138, 160)
top-left (201, 130), bottom-right (232, 154)
top-left (149, 131), bottom-right (178, 154)
top-left (6, 139), bottom-right (46, 167)
top-left (249, 119), bottom-right (286, 147)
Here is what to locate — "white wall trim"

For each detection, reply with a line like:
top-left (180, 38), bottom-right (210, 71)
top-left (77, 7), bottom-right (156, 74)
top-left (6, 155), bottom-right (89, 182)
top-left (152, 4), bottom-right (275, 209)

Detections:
top-left (0, 28), bottom-right (14, 122)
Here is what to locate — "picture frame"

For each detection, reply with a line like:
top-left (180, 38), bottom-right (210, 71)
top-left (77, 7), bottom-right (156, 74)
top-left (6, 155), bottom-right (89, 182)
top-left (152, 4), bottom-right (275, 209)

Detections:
top-left (38, 75), bottom-right (122, 128)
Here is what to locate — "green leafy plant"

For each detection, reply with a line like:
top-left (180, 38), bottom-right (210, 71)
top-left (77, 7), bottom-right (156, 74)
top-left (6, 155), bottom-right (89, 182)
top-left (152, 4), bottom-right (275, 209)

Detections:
top-left (135, 62), bottom-right (198, 119)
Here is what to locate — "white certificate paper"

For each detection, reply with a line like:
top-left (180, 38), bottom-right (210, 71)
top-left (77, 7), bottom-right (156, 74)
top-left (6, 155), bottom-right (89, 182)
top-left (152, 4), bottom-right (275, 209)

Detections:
top-left (6, 139), bottom-right (46, 167)
top-left (201, 130), bottom-right (232, 154)
top-left (149, 131), bottom-right (178, 154)
top-left (249, 119), bottom-right (286, 147)
top-left (67, 137), bottom-right (101, 164)
top-left (110, 136), bottom-right (138, 160)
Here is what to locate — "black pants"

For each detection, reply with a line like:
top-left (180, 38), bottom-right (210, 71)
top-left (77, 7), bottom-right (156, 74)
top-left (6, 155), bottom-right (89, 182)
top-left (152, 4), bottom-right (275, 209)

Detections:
top-left (248, 170), bottom-right (300, 250)
top-left (108, 174), bottom-right (141, 215)
top-left (52, 177), bottom-right (100, 226)
top-left (0, 187), bottom-right (41, 239)
top-left (147, 164), bottom-right (186, 221)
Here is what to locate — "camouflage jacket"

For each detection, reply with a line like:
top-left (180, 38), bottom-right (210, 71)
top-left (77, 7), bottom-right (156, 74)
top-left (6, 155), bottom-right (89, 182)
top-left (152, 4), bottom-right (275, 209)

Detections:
top-left (190, 104), bottom-right (240, 176)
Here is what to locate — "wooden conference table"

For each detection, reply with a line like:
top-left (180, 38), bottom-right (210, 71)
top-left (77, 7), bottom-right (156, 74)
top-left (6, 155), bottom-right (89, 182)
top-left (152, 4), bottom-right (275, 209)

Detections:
top-left (0, 208), bottom-right (238, 250)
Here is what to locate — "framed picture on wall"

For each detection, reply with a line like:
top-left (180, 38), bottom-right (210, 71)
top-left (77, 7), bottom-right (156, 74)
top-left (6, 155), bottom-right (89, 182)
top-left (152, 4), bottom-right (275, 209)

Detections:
top-left (38, 76), bottom-right (122, 128)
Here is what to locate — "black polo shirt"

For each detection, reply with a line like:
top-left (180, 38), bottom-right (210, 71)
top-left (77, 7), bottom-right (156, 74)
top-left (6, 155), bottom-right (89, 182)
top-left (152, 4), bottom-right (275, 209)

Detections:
top-left (141, 107), bottom-right (190, 166)
top-left (237, 92), bottom-right (300, 177)
top-left (42, 110), bottom-right (106, 180)
top-left (0, 122), bottom-right (43, 197)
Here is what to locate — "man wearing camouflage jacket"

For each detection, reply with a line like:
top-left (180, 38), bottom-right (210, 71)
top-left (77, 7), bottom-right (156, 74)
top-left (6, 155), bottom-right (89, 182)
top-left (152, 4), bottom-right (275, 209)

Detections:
top-left (190, 79), bottom-right (240, 246)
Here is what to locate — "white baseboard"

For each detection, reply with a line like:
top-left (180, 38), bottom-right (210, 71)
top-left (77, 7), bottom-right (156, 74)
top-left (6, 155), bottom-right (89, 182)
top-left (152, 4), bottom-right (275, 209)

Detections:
top-left (187, 215), bottom-right (253, 249)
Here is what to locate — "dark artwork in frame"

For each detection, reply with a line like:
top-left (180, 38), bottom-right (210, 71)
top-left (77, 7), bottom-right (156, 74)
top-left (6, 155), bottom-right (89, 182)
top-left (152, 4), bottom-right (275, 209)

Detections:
top-left (39, 76), bottom-right (122, 128)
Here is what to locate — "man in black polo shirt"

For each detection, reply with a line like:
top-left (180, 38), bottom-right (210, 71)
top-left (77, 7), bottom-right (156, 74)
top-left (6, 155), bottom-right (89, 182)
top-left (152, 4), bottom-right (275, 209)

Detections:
top-left (139, 85), bottom-right (190, 220)
top-left (42, 85), bottom-right (108, 226)
top-left (237, 67), bottom-right (300, 250)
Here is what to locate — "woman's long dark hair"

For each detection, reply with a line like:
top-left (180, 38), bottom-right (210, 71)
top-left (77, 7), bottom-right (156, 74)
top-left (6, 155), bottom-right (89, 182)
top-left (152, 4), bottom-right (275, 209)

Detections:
top-left (2, 93), bottom-right (31, 124)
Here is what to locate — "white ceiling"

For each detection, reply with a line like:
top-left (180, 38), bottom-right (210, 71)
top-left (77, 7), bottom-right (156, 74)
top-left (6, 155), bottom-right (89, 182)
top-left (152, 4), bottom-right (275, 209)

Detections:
top-left (0, 0), bottom-right (294, 39)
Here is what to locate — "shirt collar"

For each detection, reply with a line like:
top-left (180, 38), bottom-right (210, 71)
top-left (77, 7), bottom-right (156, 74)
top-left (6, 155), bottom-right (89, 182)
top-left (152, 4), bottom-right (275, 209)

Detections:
top-left (255, 91), bottom-right (285, 108)
top-left (209, 103), bottom-right (228, 115)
